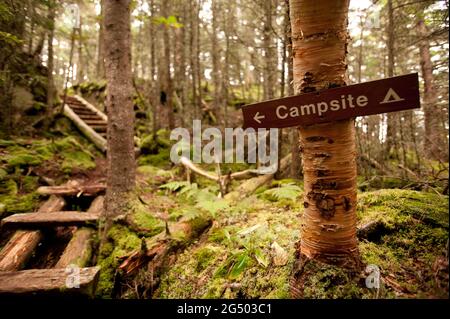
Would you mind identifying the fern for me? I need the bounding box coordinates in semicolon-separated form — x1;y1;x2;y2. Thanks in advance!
159;181;191;192
262;183;302;201
196;199;229;216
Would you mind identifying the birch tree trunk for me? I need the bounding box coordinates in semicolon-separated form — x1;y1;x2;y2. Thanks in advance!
289;0;360;278
103;0;135;228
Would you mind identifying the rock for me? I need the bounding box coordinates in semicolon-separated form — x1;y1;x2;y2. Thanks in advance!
271;241;288;266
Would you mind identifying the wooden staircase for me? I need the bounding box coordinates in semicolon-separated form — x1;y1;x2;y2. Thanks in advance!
63;95;108;152
0;182;105;297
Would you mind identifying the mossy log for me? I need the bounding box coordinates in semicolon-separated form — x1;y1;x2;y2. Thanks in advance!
118;216;212;277
0;195;66;271
54;196;104;268
0;267;100;297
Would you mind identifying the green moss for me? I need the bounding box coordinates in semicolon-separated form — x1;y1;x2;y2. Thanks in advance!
0;168;8;181
96;224;141;298
129;200;165;236
137;148;171;168
358;189;449;228
6;150;43;167
194;245;219;273
61;150;96;173
137;165;172;186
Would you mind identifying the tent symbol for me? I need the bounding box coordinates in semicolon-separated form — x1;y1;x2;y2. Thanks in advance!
380;88;405;104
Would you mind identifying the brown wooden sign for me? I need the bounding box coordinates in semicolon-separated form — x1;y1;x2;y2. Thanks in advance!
242;73;420;129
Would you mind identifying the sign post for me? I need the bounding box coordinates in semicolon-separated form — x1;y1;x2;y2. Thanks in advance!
242;73;420;129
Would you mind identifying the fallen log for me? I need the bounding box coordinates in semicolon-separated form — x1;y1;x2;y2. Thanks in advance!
118;216;212;277
54;196;104;268
37;183;106;196
179;156;262;182
0;266;100;297
225;154;292;201
0;195;66;271
1;211;99;229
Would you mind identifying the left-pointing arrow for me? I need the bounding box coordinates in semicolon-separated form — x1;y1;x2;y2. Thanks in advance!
253;112;265;124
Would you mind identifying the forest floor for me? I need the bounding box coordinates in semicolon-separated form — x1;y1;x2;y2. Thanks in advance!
0;126;448;299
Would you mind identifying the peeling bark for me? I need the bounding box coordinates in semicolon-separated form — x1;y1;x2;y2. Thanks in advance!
290;0;360;271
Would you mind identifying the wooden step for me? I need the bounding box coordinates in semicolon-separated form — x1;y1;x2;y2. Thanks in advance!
84;119;107;125
91;125;107;132
71;109;98;116
55;196;104;268
1;211;99;229
0;196;66;271
77;114;104;121
0;266;100;296
37;183;106;196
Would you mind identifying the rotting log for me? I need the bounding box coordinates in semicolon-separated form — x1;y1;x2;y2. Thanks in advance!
224;154;292;201
118;216;212;277
37;183;106;196
63;103;107;152
55;228;95;268
54;196;104;268
0;266;100;297
1;211;99;229
0;195;66;271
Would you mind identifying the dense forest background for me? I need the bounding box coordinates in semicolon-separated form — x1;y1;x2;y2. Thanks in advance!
1;0;448;177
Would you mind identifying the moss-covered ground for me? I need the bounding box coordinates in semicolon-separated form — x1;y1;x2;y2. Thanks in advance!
0;135;101;219
0;132;448;299
98;147;449;299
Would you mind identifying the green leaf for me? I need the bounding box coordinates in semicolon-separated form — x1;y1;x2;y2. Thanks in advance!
229;253;250;279
254;248;269;268
159;181;190;192
196;199;229;214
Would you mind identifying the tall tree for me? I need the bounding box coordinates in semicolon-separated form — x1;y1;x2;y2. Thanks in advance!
96;0;106;79
46;0;56;112
290;0;360;295
103;0;136;230
384;0;398;159
417;18;445;161
263;0;276;100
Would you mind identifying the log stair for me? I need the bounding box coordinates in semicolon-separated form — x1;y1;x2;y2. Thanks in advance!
0;182;104;297
62;95;108;152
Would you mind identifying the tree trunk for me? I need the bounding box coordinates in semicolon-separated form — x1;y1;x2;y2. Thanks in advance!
290;0;359;272
211;0;222;125
263;0;276;100
96;0;106;79
77;15;84;83
384;0;398;160
417;19;445;161
103;0;136;228
46;0;56;117
161;0;174;129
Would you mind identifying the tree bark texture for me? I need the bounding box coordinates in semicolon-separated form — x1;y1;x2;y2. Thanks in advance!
104;0;136;224
290;0;359;268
